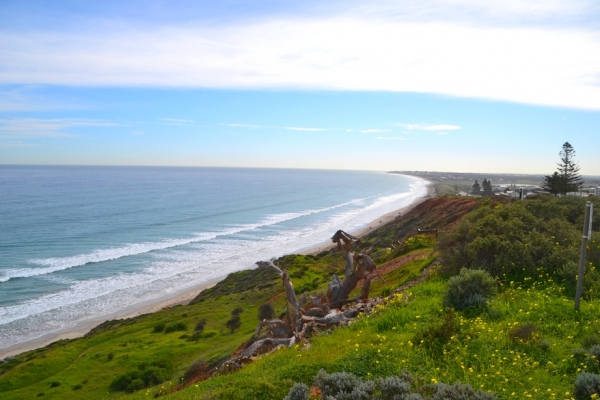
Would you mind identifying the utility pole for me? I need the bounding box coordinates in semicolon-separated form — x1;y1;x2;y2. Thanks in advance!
575;202;593;311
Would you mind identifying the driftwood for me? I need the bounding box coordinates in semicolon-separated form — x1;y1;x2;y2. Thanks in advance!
328;230;382;308
265;258;302;335
213;229;383;376
254;319;293;338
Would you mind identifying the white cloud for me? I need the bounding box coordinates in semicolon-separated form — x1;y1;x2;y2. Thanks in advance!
162;118;195;123
222;123;261;129
358;0;592;23
359;129;390;133
1;2;599;109
284;127;325;131
0;141;36;148
397;124;461;131
0;118;119;139
375;136;410;140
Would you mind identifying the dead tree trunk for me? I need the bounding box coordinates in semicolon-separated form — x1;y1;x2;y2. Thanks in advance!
212;232;381;377
266;258;302;336
327;230;380;309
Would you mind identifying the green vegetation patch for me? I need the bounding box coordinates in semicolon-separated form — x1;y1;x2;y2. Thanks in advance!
169;276;600;400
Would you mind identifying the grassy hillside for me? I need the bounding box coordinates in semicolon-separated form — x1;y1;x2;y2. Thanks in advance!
152;196;600;400
157;274;600;400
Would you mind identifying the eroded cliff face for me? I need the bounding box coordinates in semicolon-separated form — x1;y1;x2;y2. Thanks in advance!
359;197;480;247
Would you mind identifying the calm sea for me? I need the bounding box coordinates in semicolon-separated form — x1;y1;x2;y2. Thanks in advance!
0;166;427;351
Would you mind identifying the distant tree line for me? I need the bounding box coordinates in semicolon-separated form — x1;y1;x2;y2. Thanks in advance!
471;179;494;196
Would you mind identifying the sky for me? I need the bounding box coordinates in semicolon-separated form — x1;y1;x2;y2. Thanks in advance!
1;0;599;174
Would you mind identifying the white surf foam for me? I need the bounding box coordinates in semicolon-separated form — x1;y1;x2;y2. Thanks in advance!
0;175;428;349
1;191;389;283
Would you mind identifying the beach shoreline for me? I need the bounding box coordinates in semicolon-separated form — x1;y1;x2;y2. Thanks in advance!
0;180;433;360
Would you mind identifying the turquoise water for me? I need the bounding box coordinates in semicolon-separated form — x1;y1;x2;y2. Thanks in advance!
0;166;426;350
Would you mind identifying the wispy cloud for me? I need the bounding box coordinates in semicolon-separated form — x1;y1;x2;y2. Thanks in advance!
162;118;195;124
284;127;325;131
222;123;261;129
0;141;36;148
397;124;461;131
437;131;448;135
359;129;390;133
375;136;410;140
0;87;93;112
0;2;598;109
0;118;120;139
221;124;324;131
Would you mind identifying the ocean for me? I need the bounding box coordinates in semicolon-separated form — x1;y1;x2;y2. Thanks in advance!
0;166;427;351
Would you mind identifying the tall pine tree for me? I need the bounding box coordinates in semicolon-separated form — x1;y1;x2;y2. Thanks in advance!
482;179;494;196
471;180;481;195
543;142;584;195
541;172;561;196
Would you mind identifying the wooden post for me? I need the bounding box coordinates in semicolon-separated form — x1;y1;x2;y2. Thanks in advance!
575;202;593;311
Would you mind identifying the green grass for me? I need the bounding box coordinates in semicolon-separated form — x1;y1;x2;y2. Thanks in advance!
156;272;600;400
0;243;436;400
0;265;286;399
0;249;397;399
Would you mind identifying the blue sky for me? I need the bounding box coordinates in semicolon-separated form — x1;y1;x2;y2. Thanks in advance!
1;0;600;174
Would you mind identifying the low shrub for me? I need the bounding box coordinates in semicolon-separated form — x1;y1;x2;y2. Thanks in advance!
164;321;188;333
557;261;600;298
153;323;166;333
443;269;497;310
231;307;244;316
574;372;600;399
49;381;60;388
583;335;600;349
110;371;140;391
557;261;578;289
195;318;207;333
430;383;497;400
539;339;551;351
189;331;217;342
589;345;600;372
414;309;459;356
437;197;586;278
140;366;169;386
508;323;541;344
126;378;144;392
72;384;83;390
313;369;362;398
109;360;171;392
285;369;447;399
284;382;310;400
226;314;241;333
376;376;414;399
590;345;600;362
258;303;275;321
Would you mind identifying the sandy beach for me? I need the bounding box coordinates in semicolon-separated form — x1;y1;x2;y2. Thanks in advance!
0;181;433;360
